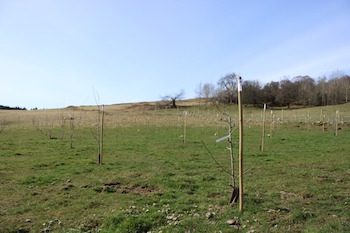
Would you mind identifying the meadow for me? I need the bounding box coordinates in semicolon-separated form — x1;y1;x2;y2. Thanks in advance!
0;100;349;232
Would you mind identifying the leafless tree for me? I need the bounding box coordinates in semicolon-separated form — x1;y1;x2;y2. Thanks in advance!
294;76;317;106
161;89;185;108
242;80;261;106
277;78;298;108
261;81;280;105
196;82;216;104
217;73;238;104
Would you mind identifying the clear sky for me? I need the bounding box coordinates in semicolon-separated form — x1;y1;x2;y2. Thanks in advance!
1;0;350;109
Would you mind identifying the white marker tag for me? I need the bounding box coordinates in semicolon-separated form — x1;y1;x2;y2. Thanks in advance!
216;135;230;143
238;84;242;92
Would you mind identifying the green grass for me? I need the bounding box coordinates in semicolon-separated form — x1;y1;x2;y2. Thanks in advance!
0;106;349;232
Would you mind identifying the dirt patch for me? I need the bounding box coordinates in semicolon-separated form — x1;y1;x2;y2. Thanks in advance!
93;182;158;195
126;184;158;194
280;191;314;200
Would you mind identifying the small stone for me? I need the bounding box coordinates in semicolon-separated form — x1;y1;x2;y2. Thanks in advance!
226;219;236;225
25;219;32;223
226;218;240;227
206;212;213;219
60;184;75;190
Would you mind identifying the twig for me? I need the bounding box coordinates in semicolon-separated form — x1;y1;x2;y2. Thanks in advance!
201;140;232;177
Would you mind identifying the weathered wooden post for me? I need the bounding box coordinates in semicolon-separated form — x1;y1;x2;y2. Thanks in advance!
69;112;74;149
269;110;273;138
101;105;105;164
237;76;244;212
335;110;339;136
261;104;266;151
321;109;325;132
183;111;187;146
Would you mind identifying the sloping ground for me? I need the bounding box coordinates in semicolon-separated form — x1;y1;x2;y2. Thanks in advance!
0;98;206;128
1;99;350;129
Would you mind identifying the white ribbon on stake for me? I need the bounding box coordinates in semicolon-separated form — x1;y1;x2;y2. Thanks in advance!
238;77;243;92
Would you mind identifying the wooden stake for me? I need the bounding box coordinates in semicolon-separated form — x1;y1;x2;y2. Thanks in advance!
228;116;235;188
269;110;273;139
335;110;339;136
237;76;244;212
70;112;74;149
308;109;310;131
183;112;187;145
261;104;266;151
100;105;105;165
321;109;325;132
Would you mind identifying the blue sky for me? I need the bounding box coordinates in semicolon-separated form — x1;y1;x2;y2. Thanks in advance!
1;0;350;109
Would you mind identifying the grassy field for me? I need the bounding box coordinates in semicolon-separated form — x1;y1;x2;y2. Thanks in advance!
0;101;349;232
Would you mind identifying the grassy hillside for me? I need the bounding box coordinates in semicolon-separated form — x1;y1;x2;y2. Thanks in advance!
0;101;349;232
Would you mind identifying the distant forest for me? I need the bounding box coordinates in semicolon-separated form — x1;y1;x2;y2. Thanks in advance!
196;71;350;108
0;105;27;110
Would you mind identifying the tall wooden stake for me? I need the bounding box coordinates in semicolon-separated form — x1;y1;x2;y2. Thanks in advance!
321;109;325;132
183;112;187;146
228;116;235;188
261;104;266;151
237;76;244;212
99;105;105;165
69;112;74;149
307;109;310;131
269;110;273;139
335;110;339;136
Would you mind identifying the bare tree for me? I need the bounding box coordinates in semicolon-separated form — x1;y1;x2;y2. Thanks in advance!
294;76;316;106
217;73;238;104
261;81;280;106
202;83;215;102
196;82;216;104
277;78;298;108
161;89;185;108
195;82;203;99
316;76;328;106
242;80;261;106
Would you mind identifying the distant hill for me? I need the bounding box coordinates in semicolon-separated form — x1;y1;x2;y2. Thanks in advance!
0;105;27;110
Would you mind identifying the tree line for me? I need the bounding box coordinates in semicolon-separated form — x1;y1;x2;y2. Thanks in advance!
0;105;27;110
196;71;350;108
